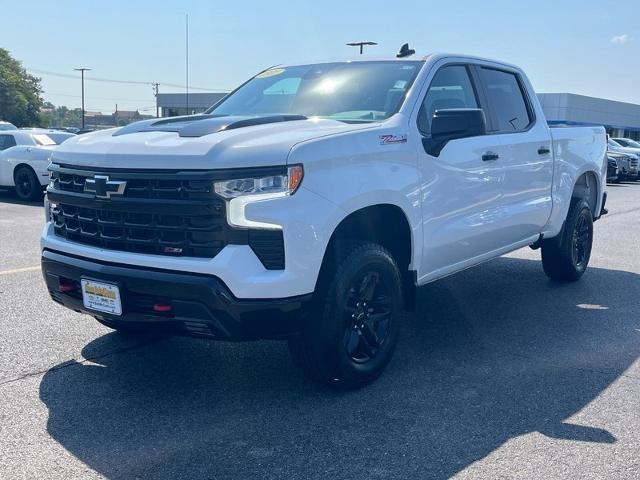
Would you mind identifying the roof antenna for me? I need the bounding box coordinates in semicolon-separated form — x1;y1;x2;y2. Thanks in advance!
396;43;415;58
346;41;378;55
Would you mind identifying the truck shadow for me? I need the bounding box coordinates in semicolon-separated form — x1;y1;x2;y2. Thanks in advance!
38;257;640;479
0;189;44;206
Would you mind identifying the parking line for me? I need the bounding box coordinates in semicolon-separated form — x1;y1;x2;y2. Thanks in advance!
0;266;40;276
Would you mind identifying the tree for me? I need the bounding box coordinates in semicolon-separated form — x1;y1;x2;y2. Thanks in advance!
0;48;44;127
38;104;83;128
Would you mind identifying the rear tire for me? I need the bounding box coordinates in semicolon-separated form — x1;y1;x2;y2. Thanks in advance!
288;242;403;388
13;166;42;201
541;197;593;282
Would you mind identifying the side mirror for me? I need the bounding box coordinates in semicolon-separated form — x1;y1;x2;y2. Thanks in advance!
422;108;487;157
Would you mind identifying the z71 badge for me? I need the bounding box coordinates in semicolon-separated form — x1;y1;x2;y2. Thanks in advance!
379;134;407;145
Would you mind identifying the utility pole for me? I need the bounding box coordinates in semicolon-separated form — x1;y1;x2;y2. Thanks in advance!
185;13;190;114
152;82;160;117
74;67;91;129
114;103;118;127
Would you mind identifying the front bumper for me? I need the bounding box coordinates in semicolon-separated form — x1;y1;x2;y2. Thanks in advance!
41;249;312;340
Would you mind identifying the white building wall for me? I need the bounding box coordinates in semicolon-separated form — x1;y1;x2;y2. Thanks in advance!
538;93;640;139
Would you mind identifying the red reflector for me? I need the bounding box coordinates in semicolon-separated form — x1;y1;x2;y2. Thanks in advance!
153;303;173;313
58;283;75;293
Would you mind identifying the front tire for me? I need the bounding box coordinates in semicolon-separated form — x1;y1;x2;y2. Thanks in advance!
541;197;593;282
13;166;42;201
288;242;403;388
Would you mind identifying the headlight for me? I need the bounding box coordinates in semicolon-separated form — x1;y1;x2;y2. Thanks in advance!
214;165;303;199
215;165;304;230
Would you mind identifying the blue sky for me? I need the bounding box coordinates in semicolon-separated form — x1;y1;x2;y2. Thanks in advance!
1;0;638;113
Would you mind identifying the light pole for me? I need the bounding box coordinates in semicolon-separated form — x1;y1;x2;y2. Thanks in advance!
152;83;160;117
74;68;91;129
346;41;377;55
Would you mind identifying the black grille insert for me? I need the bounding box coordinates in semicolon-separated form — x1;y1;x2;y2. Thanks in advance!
52;203;225;258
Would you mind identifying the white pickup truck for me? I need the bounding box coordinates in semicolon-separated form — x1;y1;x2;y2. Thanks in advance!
41;53;607;387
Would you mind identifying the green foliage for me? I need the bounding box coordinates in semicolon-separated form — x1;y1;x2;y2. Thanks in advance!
39;104;83;128
0;48;44;127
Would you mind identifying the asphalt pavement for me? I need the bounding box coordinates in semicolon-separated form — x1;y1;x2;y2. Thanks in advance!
1;183;639;479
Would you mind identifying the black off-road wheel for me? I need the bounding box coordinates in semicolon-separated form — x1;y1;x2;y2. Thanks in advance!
13;166;42;201
541;197;593;282
288;242;403;388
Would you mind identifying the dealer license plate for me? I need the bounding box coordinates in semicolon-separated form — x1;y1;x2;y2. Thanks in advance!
81;279;122;315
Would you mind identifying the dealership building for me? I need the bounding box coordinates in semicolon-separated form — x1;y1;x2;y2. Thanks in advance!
157;91;640;140
156;92;227;117
538;93;640;140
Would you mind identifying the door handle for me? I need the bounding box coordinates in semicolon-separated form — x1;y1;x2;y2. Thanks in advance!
538;147;551;155
482;152;499;161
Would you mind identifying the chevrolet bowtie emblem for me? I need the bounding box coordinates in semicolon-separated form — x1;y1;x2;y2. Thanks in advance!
84;175;127;199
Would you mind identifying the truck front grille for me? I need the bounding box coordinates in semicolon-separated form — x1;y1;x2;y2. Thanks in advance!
47;164;286;269
51;203;224;257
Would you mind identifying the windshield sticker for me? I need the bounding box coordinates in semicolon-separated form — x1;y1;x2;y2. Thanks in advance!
380;134;407;145
256;68;285;79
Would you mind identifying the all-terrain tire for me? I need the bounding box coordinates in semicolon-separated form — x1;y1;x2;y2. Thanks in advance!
288;242;403;388
541;197;593;282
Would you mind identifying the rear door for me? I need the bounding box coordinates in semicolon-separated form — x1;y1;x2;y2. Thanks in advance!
415;63;506;279
476;66;553;243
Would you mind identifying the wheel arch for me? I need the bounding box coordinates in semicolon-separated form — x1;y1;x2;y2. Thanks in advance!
13;162;38;180
571;170;599;218
316;203;416;311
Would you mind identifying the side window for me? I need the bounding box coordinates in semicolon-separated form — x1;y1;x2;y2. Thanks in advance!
478;68;533;132
0;135;15;151
418;65;478;133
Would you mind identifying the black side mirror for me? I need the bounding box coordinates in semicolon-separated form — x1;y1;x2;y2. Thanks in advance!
422;108;487;157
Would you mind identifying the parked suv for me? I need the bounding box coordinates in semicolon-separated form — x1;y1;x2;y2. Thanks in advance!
608;138;639;179
41;53;607;387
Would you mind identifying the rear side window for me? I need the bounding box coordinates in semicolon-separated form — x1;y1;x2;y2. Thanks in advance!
479;68;532;132
418;65;479;133
0;134;16;150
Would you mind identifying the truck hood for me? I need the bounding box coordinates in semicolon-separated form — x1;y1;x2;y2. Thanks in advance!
51;115;376;170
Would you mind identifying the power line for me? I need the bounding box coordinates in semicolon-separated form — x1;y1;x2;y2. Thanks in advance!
29;68;230;92
45;92;154;102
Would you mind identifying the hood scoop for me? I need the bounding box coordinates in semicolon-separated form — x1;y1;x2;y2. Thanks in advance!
113;114;308;138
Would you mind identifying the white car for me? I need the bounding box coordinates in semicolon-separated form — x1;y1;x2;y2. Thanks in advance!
42;52;607;387
0;130;75;200
0;121;17;131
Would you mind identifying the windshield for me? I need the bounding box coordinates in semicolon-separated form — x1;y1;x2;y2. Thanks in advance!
207;61;423;123
608;138;623;147
46;132;75;144
31;134;56;146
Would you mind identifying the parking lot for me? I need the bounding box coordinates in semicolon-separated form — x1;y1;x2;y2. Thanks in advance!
0;183;639;479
